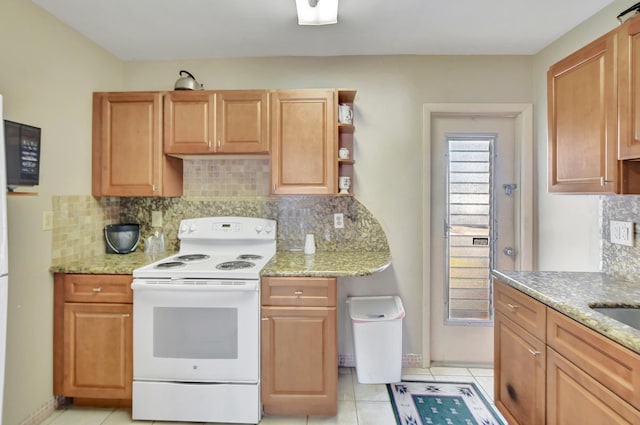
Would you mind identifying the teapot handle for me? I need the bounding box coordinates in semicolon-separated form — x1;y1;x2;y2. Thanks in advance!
179;70;196;79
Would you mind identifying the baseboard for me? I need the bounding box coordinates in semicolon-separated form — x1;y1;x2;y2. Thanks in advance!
19;396;66;425
338;353;424;368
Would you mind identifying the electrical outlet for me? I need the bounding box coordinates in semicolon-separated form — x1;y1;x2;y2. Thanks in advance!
152;211;163;227
610;220;634;246
42;211;53;231
334;213;344;229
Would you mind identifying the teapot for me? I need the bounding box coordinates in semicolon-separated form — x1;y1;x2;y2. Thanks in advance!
174;70;203;90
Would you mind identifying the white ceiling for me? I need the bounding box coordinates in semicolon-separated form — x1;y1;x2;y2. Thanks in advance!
32;0;617;61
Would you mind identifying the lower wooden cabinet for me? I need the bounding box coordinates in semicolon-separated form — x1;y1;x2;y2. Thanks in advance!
54;273;133;405
494;311;546;425
494;279;640;424
547;348;640;425
260;276;337;416
494;281;546;425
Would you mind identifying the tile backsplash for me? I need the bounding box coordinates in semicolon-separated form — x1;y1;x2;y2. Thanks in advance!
601;195;640;281
50;159;389;264
51;195;119;265
183;158;271;197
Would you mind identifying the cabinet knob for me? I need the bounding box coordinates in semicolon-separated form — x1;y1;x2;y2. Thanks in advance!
261;317;269;321
122;314;130;318
92;287;102;293
294;290;303;296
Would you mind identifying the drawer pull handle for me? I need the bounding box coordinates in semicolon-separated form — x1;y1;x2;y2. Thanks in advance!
92;287;102;293
294;290;303;295
507;303;518;311
528;349;541;357
122;314;130;318
261;317;269;321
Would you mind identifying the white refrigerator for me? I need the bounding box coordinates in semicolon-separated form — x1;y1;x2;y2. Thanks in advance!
0;95;9;419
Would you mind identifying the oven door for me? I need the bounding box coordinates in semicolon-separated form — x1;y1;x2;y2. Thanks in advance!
131;279;259;383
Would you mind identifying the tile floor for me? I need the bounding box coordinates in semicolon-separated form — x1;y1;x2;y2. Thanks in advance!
38;366;497;425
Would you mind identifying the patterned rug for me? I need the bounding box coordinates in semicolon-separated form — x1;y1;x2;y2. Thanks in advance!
387;381;506;425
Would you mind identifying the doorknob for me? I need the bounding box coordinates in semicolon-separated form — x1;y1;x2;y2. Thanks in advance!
503;247;515;257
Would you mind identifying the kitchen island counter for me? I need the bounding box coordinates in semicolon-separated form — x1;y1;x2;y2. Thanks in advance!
493;270;640;355
50;250;392;278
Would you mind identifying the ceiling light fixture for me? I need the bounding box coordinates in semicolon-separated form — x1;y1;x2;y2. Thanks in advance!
295;0;338;25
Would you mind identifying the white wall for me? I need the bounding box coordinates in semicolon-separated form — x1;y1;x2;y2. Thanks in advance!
532;0;636;271
0;2;122;423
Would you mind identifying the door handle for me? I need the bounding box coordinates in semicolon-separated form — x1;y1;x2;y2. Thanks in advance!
503;247;515;257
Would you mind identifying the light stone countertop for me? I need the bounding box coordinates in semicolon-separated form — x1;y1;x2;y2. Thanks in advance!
261;251;391;277
49;251;168;275
50;250;391;278
493;270;640;355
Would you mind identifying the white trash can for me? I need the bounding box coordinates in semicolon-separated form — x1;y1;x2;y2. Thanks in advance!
348;296;405;384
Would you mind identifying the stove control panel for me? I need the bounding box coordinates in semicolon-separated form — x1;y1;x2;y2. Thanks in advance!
214;222;242;233
178;217;277;240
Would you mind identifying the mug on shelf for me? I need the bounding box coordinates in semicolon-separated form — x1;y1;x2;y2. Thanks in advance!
339;147;350;159
339;176;351;194
338;103;353;124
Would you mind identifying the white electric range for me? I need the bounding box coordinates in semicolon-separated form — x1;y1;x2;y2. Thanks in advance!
131;216;276;424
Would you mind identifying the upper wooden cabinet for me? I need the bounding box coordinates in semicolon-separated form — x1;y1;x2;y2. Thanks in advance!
618;17;640;160
164;90;269;154
270;89;337;195
92;92;183;197
547;30;619;193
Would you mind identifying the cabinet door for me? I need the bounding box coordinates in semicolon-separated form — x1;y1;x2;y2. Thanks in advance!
547;348;640;425
619;17;640;159
494;311;546;425
547;30;619;193
270;89;336;195
261;306;337;416
63;302;132;399
216;90;269;153
92;92;182;197
164;91;215;153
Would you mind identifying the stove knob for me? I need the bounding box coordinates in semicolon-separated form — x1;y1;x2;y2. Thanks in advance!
180;223;188;234
255;225;263;234
265;224;273;234
189;224;197;233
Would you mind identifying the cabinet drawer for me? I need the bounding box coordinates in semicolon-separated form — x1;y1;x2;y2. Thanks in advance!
63;274;133;303
547;308;640;410
494;279;546;340
261;277;336;307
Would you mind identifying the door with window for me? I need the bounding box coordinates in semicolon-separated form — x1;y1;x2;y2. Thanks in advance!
430;115;517;364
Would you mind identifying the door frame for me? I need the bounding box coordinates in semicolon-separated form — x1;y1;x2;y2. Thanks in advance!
422;103;534;367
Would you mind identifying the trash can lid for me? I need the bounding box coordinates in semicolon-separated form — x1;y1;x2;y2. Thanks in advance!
348;296;405;322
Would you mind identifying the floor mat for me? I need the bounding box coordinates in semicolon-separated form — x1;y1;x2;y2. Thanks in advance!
387;380;506;425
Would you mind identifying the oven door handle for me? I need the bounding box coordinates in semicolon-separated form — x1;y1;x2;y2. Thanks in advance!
131;280;259;292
